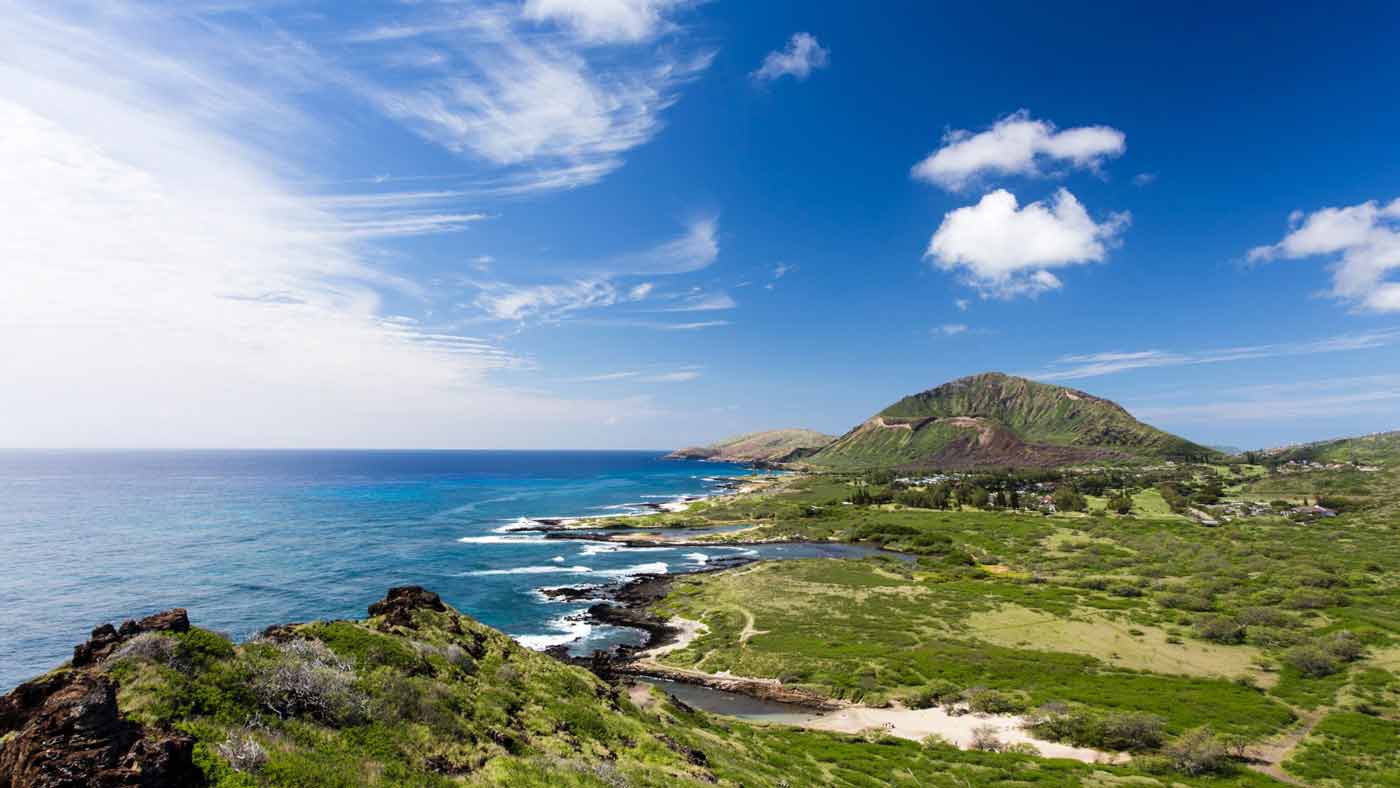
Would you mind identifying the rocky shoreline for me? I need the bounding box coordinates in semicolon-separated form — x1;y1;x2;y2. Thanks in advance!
541;561;842;710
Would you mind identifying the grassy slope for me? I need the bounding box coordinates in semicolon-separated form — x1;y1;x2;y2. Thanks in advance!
1269;430;1400;465
649;466;1400;783
75;593;1278;787
807;372;1216;469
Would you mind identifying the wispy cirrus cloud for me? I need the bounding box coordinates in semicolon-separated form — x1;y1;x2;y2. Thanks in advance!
1134;374;1400;423
1026;329;1400;381
346;3;713;194
571;366;702;384
470;219;722;324
0;1;691;449
911;110;1126;192
522;0;692;43
1247;197;1400;312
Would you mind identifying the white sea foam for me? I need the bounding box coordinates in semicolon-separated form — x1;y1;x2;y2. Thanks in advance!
551;555;564;563
465;565;595;576
596;561;669;577
457;534;547;544
512;612;593;650
684;552;709;565
579;542;622;556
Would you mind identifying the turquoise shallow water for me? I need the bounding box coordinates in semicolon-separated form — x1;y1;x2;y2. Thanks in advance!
0;450;776;690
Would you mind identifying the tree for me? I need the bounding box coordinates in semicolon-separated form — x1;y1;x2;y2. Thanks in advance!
1053;486;1087;512
963;485;990;509
1108;490;1134;514
1009;489;1021;509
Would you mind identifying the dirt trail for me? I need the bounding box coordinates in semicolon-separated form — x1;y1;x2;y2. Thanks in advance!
1244;707;1326;785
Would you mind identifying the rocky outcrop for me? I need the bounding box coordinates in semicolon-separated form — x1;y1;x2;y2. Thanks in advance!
0;609;201;787
367;586;447;630
72;610;189;668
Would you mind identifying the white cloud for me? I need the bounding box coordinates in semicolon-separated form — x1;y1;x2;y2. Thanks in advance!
474;280;623;321
752;33;829;83
773;262;794;279
954;298;970;311
1132;172;1157;186
349;4;712;193
0;2;681;449
572;366;701;383
522;0;688;43
470;219;720;323
925;188;1129;298
1026;329;1400;380
661;291;736;312
607;218;719;275
936;323;969;336
1247;198;1400;312
911;110;1126;191
1135;379;1400;423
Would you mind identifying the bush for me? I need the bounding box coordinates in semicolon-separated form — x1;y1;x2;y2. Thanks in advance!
1158;592;1214;612
969;723;1005;752
217;727;268;773
907;680;960;710
109;632;190;673
248;638;367;724
1321;630;1365;662
1031;708;1164;751
964;688;1024;715
1286;645;1340;678
1166;727;1231;775
1194;616;1246;645
1236;606;1294;628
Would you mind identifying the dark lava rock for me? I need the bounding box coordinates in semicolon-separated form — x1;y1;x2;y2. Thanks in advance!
368;586;447;630
72;609;189;667
0;672;199;787
537;585;606;602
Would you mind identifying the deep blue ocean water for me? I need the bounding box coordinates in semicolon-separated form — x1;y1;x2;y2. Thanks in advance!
0;450;809;691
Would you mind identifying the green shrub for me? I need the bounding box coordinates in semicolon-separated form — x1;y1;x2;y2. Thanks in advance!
1166;727;1231;775
1286;645;1340;678
1194;616;1246;645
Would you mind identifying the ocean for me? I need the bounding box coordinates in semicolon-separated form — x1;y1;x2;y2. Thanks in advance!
0;449;790;691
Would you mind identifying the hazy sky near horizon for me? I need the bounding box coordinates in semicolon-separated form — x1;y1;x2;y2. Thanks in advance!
3;0;1398;450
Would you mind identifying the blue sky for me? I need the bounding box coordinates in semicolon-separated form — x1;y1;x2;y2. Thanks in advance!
3;1;1398;449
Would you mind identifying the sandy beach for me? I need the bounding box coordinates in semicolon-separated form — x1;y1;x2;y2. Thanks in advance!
805;705;1127;764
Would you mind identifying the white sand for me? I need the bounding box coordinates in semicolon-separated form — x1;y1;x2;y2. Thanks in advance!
805;706;1127;764
640;617;709;659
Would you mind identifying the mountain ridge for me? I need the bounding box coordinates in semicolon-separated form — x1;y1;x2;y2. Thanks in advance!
666;428;835;463
805;372;1216;470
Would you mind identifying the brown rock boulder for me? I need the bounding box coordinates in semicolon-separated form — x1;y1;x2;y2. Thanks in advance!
367;586;446;630
0;672;199;787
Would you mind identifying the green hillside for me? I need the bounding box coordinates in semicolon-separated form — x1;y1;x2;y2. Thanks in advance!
1267;430;1400;465
0;586;1250;787
667;428;834;463
807;372;1216;470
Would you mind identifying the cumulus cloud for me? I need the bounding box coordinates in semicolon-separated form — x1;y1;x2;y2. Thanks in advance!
752;33;829;83
911;110;1126;191
1247;198;1400;312
924;189;1129;298
522;0;688;43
